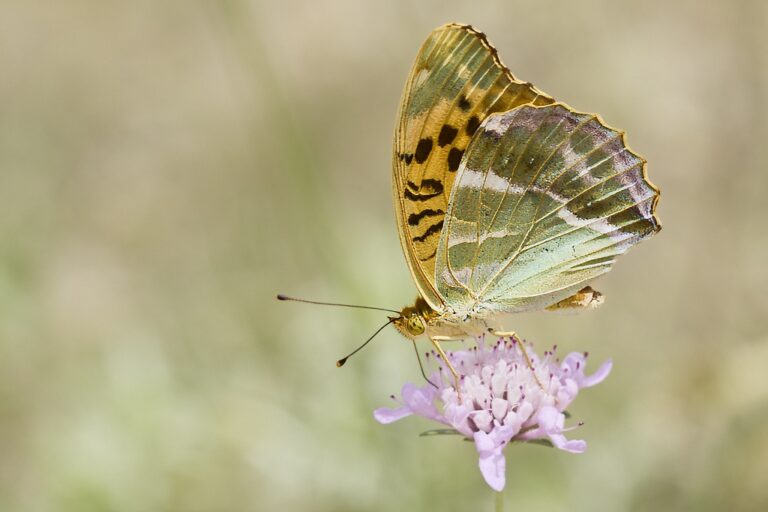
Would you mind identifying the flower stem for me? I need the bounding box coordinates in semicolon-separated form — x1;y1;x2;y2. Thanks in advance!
495;490;504;512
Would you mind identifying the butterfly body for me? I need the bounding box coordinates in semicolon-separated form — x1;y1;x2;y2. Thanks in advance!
391;24;660;345
393;295;496;341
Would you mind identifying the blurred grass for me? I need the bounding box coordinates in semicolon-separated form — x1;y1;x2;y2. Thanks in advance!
0;0;767;511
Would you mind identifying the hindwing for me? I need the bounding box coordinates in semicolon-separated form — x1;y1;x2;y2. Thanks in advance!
435;103;661;313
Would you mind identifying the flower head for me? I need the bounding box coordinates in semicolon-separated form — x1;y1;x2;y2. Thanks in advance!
374;337;612;491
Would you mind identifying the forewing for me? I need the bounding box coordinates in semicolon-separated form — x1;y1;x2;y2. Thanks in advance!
393;23;553;308
436;103;660;312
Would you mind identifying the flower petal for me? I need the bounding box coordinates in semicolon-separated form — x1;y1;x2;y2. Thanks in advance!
582;359;613;387
562;352;586;377
473;410;493;433
474;429;496;455
474;431;506;491
491;398;509;420
536;406;561;431
491;421;518;446
532;406;587;453
555;381;579;411
401;383;440;420
373;407;412;424
515;401;534;425
549;434;587;453
443;403;473;437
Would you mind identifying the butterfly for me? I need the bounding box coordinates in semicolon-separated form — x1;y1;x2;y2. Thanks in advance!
389;24;660;383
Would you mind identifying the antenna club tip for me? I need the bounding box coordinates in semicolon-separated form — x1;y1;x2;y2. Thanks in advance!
336;359;347;368
276;294;288;301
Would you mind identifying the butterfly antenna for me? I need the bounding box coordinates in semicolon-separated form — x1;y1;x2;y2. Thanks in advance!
336;317;397;367
276;294;400;314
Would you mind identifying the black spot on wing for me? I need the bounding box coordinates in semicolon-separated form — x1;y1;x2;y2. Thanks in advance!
398;153;414;164
438;125;458;147
412;220;444;243
403;178;444;201
447;147;464;172
466;116;480;136
414;138;433;164
419;178;444;194
458;95;471;111
419;247;437;261
407;208;444;226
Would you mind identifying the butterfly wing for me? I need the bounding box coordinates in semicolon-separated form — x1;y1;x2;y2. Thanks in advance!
392;23;553;309
435;103;660;313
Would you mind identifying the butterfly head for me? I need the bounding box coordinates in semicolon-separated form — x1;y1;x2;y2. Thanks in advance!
391;308;426;339
391;297;435;339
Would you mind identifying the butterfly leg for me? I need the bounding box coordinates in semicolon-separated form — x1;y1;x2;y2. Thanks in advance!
489;329;544;389
429;335;462;393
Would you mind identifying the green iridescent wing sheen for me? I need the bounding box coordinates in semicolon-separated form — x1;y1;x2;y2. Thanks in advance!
392;23;553;310
435;103;660;313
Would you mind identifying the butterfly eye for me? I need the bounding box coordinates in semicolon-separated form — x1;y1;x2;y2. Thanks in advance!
407;315;425;335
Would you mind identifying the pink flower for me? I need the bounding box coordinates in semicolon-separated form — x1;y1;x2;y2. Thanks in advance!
374;337;612;491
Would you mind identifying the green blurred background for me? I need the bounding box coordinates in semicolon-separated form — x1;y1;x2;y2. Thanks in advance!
1;1;767;510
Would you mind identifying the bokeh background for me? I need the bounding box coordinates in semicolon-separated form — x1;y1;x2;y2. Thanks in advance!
1;1;767;510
